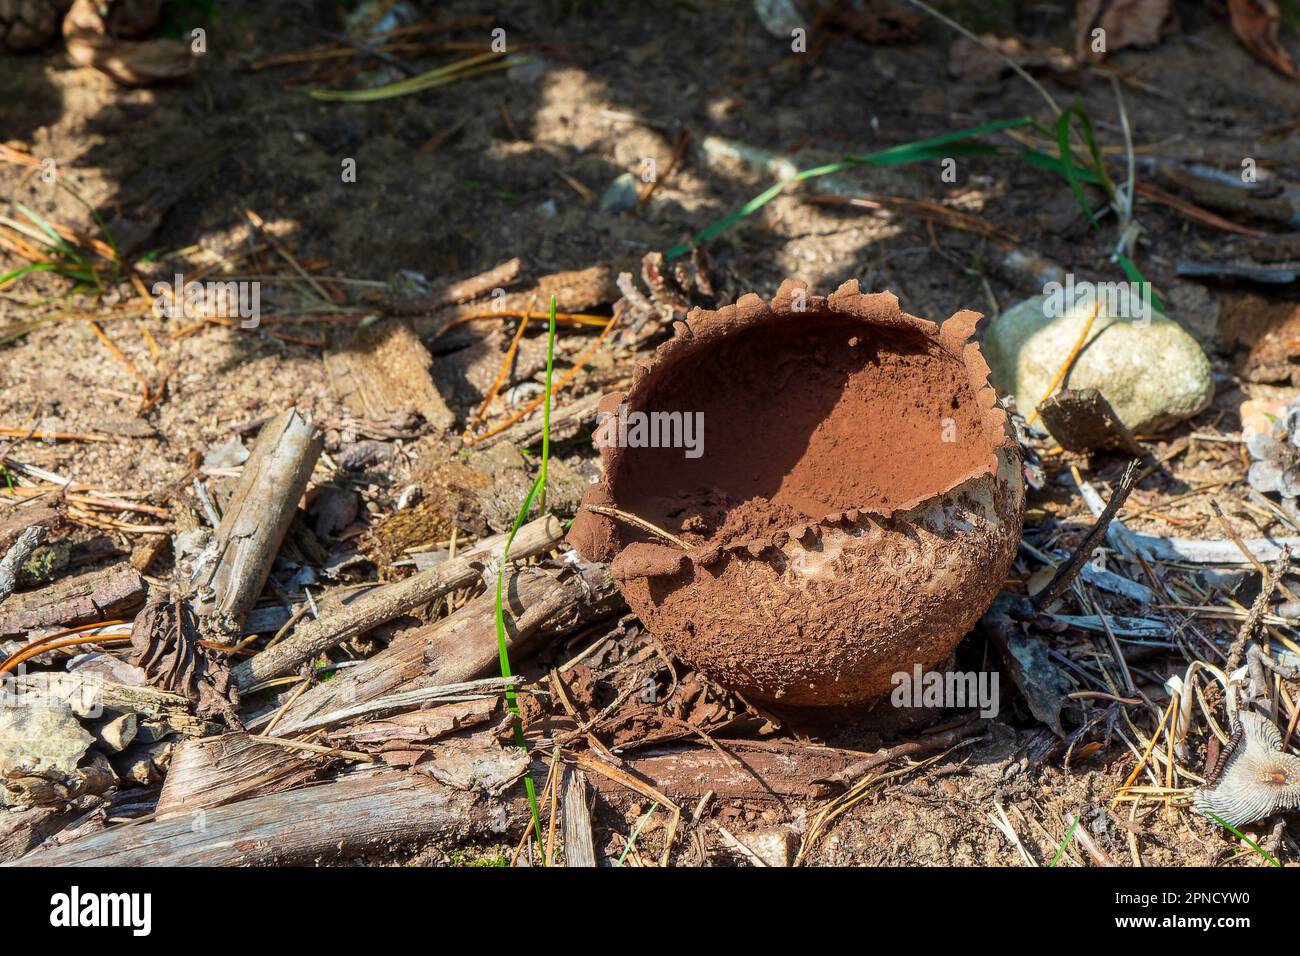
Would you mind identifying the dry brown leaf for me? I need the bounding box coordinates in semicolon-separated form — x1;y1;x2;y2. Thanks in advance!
1074;0;1176;62
1226;0;1300;79
130;599;242;727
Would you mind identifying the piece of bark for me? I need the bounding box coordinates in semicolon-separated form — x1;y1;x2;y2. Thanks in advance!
191;408;323;637
384;257;522;317
1038;388;1145;455
272;557;622;736
562;767;597;867
233;513;564;689
0;564;143;639
11;769;514;866
324;319;455;434
326;697;501;750
155;733;330;819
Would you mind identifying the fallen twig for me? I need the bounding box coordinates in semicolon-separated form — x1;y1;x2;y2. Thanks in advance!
583;504;690;549
1033;459;1141;612
232;514;563;689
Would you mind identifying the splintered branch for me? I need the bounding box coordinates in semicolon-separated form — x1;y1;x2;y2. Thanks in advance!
190;408;323;638
1033;459;1141;612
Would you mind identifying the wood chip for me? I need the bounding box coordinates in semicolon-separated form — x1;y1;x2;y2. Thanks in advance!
325;319;455;434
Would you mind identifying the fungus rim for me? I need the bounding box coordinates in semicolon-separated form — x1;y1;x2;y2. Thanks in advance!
569;279;1019;570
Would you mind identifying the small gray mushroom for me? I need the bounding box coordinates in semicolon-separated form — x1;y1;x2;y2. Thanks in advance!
1194;711;1300;828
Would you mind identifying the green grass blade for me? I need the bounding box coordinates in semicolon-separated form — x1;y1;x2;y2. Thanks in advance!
14;203;87;266
1049;815;1080;867
57;180;120;266
493;299;560;862
0;262;60;289
1070;95;1116;202
1053;101;1166;317
1013;148;1106;185
1055;106;1097;224
665;115;1036;260
492;475;546;859
1205;812;1281;867
845;115;1037;163
615;802;658;867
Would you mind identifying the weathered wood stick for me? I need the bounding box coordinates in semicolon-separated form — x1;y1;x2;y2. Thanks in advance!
0;565;143;639
0;805;82;864
279;675;517;737
15;671;189;719
10;770;513;867
192;408;323;636
562;767;598;867
325;697;501;751
232;513;564;689
270;557;622;736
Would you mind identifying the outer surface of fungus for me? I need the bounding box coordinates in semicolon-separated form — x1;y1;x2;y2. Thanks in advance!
1194;711;1300;828
568;280;1025;708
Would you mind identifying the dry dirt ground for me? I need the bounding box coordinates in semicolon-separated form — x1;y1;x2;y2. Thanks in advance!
2;0;1300;867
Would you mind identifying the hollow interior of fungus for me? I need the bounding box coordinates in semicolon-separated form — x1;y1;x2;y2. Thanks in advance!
608;312;1003;546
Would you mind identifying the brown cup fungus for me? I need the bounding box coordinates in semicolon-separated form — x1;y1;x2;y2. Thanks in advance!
568;280;1025;708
